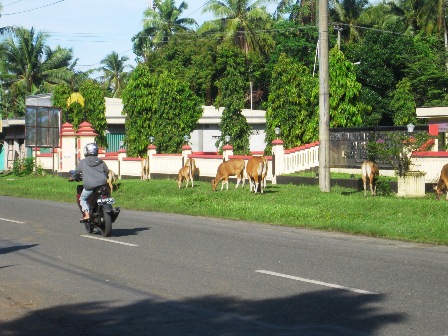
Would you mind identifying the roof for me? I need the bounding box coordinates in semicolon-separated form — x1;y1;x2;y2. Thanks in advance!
416;106;448;119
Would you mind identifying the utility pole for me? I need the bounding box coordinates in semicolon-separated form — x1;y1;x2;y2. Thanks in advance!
318;0;330;192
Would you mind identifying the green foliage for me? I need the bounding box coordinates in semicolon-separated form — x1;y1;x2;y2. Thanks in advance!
375;175;393;196
13;157;35;176
51;83;71;123
329;48;370;128
122;65;157;157
390;78;417;126
144;34;217;105
346;30;414;125
153;72;203;153
265;53;318;150
367;131;435;176
215;47;251;154
403;37;448;107
122;64;202;156
79;80;107;148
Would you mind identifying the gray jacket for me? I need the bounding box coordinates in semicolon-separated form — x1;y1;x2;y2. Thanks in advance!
75;156;109;190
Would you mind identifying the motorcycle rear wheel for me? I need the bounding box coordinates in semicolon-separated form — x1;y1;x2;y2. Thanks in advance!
100;207;112;237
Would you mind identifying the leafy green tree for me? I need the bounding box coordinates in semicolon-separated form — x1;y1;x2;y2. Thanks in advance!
328;48;369;127
200;0;275;55
142;0;197;49
269;20;319;73
121;65;157;157
79;80;107;147
122;64;202;156
97;51;132;98
153;72;203;153
390;78;417;126
403;37;448;106
144;34;218;104
51;82;71;123
214;46;251;154
346;30;414;125
265;53;317;150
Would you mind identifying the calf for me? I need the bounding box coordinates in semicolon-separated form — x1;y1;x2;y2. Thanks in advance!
361;160;379;196
107;170;117;192
141;157;149;180
211;159;245;191
177;158;196;188
246;156;268;194
434;163;448;200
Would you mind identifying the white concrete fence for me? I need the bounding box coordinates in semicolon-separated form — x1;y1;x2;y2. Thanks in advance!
31;122;448;184
31;122;322;183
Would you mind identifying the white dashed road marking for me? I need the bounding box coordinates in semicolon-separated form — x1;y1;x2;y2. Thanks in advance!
81;235;138;246
0;217;25;224
256;270;379;295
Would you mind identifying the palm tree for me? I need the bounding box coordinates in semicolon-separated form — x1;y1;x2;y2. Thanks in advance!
97;51;132;98
1;27;74;93
330;0;369;43
199;0;276;55
142;0;197;48
0;27;74;116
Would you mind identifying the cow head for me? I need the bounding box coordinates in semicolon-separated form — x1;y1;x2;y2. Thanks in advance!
433;185;443;200
211;179;218;191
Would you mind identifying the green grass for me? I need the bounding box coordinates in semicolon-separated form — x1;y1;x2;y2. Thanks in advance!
285;171;397;181
0;173;446;245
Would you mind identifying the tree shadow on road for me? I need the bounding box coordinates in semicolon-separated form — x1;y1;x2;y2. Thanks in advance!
0;289;406;335
0;244;39;255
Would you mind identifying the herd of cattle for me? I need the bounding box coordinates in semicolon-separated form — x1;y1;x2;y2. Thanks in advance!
136;155;448;198
177;157;268;193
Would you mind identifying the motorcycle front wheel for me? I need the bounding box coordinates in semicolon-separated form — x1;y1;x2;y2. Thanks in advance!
100;206;112;237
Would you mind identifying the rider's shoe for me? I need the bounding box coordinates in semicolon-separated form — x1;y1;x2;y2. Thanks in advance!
81;211;90;221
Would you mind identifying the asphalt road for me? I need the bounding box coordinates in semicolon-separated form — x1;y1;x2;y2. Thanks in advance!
0;196;447;336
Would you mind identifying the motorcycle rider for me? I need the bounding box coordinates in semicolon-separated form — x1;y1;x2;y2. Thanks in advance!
73;143;109;221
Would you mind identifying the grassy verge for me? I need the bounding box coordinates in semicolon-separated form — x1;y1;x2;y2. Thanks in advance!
0;173;446;245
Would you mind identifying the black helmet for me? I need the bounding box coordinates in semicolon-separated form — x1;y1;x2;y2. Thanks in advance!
84;143;98;156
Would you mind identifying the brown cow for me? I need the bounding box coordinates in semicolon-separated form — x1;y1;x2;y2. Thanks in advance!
107;170;117;192
246;156;268;194
361;160;379;196
434;163;448;200
211;159;245;191
141;157;149;180
177;158;196;188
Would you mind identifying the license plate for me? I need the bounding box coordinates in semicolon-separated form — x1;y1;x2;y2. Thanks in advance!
97;198;115;205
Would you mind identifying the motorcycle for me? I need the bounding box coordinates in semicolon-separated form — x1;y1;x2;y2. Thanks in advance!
69;170;120;237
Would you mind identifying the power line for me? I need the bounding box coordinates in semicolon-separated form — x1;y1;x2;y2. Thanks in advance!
2;0;65;15
3;0;26;7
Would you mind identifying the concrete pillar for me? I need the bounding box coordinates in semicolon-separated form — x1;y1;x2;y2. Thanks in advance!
271;139;284;184
60;123;76;172
146;144;157;178
117;148;126;179
76;122;97;164
182;144;192;166
222;144;233;161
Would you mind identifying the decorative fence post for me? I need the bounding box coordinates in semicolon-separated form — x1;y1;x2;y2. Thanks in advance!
271;139;284;184
117;148;126;179
182;143;192;167
146;144;157;179
222;144;233;161
76;122;97;165
60;123;76;172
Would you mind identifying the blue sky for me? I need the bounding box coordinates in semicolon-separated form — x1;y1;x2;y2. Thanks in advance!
0;0;225;71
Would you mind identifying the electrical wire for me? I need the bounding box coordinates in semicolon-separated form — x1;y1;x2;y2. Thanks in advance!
2;0;65;15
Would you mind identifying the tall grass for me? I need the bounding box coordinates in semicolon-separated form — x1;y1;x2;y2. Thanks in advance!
0;173;446;245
